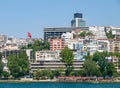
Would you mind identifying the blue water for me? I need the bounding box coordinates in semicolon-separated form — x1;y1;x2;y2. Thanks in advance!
0;82;120;88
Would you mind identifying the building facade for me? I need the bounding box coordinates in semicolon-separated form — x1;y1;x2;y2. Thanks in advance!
0;34;7;43
44;27;89;40
35;50;60;61
71;13;86;27
50;38;66;51
31;59;84;72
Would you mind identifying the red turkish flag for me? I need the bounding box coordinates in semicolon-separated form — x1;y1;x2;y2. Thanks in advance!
28;32;32;38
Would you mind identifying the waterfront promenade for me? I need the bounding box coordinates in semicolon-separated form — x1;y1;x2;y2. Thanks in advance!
0;77;120;83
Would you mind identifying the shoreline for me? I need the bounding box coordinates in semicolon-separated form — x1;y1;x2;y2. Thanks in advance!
0;79;57;83
0;79;120;83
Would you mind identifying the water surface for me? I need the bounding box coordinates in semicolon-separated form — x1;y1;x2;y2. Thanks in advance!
0;82;120;88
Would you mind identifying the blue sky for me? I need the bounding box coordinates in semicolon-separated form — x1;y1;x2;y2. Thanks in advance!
0;0;120;38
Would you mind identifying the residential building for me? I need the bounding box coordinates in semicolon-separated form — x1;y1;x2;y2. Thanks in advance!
61;32;73;41
2;50;20;58
50;38;66;51
35;50;60;61
105;26;120;35
97;39;109;52
89;26;107;39
108;39;120;53
73;42;83;51
18;38;29;47
83;36;98;55
26;49;33;62
113;40;120;52
74;51;87;60
6;37;18;44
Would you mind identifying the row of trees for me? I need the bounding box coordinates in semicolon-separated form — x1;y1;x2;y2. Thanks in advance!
83;52;117;77
7;51;29;79
33;69;65;80
21;40;50;52
60;47;120;78
0;51;29;79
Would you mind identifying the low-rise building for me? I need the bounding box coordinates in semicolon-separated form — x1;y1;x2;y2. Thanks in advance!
97;38;109;52
30;59;84;72
35;50;60;61
74;51;87;60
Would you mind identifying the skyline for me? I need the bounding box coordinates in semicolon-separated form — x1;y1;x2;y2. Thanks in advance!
0;0;120;38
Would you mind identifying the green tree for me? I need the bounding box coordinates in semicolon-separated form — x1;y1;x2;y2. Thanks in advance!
0;61;4;76
97;56;108;77
2;71;10;79
60;47;74;76
106;62;116;77
46;70;54;79
86;32;93;36
0;52;2;60
7;51;29;79
93;51;118;77
93;51;107;62
83;58;98;76
32;40;50;51
79;70;86;76
33;69;55;80
52;70;61;77
33;69;42;80
118;58;120;68
79;31;86;37
106;30;114;39
0;52;4;77
7;54;19;78
18;51;30;76
83;52;92;60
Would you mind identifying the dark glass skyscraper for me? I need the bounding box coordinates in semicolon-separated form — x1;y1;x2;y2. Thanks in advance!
71;13;86;27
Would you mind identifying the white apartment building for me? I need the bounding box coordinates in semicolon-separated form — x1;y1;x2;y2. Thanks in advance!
97;39;109;52
35;50;60;61
26;49;33;62
61;32;73;41
6;37;18;44
89;26;107;39
18;38;29;46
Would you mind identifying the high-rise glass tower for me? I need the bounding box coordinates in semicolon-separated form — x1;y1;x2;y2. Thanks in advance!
71;13;86;27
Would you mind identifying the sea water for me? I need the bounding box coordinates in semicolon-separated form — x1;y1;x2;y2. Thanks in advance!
0;82;120;88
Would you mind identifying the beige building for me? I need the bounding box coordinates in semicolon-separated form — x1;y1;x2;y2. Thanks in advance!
35;50;60;61
32;50;85;72
108;39;120;52
0;34;7;43
31;59;84;72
